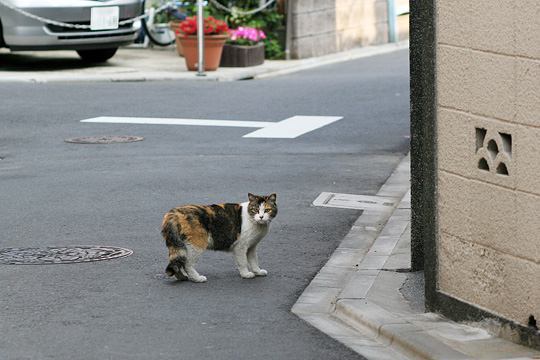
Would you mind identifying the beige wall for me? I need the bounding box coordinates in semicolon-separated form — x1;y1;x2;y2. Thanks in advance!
290;0;408;59
435;0;540;327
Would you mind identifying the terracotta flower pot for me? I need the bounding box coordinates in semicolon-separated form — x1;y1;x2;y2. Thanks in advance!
174;36;185;57
169;21;184;57
176;34;228;71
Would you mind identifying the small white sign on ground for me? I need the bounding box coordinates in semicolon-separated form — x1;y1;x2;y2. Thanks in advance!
313;192;398;210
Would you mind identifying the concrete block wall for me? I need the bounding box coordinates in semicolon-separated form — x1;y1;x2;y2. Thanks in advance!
290;0;408;59
435;0;540;328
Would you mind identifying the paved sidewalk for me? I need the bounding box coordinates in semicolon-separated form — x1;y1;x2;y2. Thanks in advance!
0;41;408;83
293;154;540;359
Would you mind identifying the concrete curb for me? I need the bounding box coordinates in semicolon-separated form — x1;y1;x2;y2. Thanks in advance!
252;41;409;80
292;153;540;359
0;41;408;83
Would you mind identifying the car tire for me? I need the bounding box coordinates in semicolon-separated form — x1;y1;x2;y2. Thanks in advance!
76;48;118;63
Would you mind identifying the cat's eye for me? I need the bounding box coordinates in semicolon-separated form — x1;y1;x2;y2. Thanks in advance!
264;209;271;213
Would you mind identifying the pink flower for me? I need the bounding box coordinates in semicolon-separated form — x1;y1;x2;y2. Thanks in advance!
228;27;266;44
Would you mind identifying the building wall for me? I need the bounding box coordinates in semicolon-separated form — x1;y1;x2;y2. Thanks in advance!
435;0;540;328
290;0;408;59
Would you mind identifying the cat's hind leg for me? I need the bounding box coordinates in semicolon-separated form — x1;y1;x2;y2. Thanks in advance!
165;247;188;281
184;244;207;283
162;217;189;281
247;246;267;276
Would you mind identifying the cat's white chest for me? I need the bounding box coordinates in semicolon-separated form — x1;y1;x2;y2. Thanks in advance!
237;202;269;247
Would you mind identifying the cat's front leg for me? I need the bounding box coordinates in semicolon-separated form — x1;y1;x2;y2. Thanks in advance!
233;245;255;279
247;246;267;276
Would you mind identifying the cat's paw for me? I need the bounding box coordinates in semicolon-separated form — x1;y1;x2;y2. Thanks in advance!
254;269;268;276
240;271;256;279
190;275;207;283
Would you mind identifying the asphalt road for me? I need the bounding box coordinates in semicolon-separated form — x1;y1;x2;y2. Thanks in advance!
0;49;409;360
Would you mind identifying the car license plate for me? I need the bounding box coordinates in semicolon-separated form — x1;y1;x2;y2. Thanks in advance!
90;6;119;31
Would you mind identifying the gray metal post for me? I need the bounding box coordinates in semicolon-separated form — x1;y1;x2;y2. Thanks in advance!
387;0;398;43
196;0;205;76
285;0;292;60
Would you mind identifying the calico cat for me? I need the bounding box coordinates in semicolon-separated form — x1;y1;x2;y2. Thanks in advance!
161;193;277;283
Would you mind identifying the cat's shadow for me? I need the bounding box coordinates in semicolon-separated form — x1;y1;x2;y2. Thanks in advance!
155;271;267;286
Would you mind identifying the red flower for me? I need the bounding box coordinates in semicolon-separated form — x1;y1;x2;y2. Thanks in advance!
178;16;229;36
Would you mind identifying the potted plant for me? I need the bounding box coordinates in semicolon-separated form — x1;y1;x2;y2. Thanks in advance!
220;27;266;67
173;16;229;71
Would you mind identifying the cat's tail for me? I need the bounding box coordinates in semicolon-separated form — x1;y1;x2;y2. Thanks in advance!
161;218;188;278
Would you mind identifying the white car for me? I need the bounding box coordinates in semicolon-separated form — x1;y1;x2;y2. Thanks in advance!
0;0;144;62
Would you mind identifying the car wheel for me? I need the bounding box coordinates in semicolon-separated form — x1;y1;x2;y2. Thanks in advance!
76;48;118;63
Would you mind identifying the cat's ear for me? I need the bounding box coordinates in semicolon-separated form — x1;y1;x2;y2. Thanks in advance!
267;193;277;202
248;193;257;202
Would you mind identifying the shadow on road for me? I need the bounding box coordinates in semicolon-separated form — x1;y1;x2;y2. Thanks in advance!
0;51;111;71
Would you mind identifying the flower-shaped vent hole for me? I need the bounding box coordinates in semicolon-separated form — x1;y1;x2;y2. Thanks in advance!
496;163;509;175
478;158;490;171
476;128;487;151
487;139;499;159
500;132;512;154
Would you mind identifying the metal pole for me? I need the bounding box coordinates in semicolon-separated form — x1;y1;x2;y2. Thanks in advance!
196;0;205;76
285;0;292;60
387;0;398;43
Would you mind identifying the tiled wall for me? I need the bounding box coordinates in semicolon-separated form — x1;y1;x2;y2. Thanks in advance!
435;0;540;327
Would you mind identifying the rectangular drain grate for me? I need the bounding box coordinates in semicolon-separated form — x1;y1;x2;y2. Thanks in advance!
313;192;398;210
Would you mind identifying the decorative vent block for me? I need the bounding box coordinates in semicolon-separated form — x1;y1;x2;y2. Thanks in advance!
475;128;512;176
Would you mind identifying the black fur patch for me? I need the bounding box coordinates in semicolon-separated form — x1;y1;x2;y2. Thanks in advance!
206;204;242;251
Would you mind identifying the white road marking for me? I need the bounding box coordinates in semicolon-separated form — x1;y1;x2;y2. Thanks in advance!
80;115;343;139
81;116;271;128
242;116;342;139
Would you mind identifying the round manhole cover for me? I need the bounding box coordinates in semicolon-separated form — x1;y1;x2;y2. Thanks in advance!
65;136;144;144
0;246;133;265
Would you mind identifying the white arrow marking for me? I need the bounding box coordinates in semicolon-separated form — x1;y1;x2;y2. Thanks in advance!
80;115;343;139
81;116;272;128
242;116;343;138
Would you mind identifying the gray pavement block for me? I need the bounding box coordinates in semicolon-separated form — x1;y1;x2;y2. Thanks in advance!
353;210;393;227
366;271;413;315
324;248;363;268
299;313;370;340
426;321;494;342
310;264;355;288
358;254;388;270
377;184;409;198
391;208;411;220
292;285;341;315
381;323;471;360
397;190;411;209
378;219;409;238
340;271;379;299
400;313;454;331
445;338;540;359
335;299;408;337
382;251;411;270
338;226;378;250
346;345;410;360
368;235;401;256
